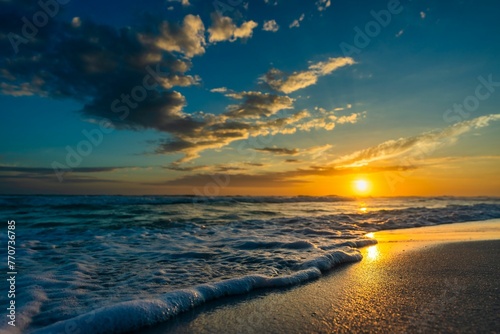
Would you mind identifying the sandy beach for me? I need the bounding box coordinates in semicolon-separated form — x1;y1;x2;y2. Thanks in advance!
143;219;500;333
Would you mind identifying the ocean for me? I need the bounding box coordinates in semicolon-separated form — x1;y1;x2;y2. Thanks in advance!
1;195;499;333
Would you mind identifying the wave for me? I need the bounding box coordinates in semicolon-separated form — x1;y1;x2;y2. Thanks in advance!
0;195;356;208
6;196;500;333
2;195;499;210
31;243;373;334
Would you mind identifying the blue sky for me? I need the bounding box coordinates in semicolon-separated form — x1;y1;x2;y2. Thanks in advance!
1;0;499;195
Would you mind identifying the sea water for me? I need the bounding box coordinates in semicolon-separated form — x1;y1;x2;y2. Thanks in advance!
0;195;499;333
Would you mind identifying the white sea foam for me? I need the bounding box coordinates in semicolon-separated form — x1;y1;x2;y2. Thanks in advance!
31;247;366;334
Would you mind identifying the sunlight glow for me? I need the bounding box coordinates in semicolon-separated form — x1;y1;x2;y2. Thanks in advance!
353;179;371;194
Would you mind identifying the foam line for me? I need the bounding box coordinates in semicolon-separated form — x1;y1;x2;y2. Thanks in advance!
32;245;372;334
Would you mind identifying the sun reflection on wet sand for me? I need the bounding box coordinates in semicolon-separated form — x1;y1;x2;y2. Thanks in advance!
366;245;380;261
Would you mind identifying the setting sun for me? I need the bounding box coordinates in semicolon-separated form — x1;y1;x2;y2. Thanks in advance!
354;179;371;194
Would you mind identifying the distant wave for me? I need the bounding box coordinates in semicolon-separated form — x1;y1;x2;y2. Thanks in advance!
2;195;499;209
0;195;357;207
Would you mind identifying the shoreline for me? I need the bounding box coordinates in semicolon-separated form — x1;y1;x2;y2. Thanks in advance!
142;219;500;333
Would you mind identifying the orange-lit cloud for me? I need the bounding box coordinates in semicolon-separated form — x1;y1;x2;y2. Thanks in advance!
208;13;258;43
260;57;355;94
335;114;500;167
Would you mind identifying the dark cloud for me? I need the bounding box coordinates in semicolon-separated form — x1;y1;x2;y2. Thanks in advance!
224;91;294;119
154;110;310;162
215;165;247;172
152;173;302;188
0;2;205;136
162;164;207;172
0;3;355;166
0;166;122;173
244;162;266;167
253;147;300;155
163;163;248;173
0;170;122;185
0;165;138;187
0;4;306;163
151;165;416;188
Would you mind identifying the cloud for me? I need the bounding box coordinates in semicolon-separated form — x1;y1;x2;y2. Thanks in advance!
153;101;360;163
316;0;331;11
150;114;500;189
245;162;266;167
303;144;333;157
410;155;500;169
154;109;310;163
289;14;305;28
208;13;258;43
163;164;208;172
71;17;81;28
296;109;364;132
224;91;294;118
296;117;335;131
164;161;261;173
334;112;363;124
263;20;279;32
0;166;124;174
158;111;312;163
260;57;355;94
0;174;120;184
0;165;134;188
252;144;333;158
0;4;210;137
214;165;248;172
0;82;41;97
0;3;361;167
152;165;414;188
147;14;206;57
154;172;303;187
210;87;228;93
253;147;300;155
335;114;500;168
167;0;191;6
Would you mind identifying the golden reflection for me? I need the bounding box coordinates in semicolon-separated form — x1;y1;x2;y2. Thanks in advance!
358;201;369;213
365;232;375;239
366;245;379;261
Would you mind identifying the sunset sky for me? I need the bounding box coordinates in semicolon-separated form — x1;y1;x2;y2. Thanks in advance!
1;0;499;196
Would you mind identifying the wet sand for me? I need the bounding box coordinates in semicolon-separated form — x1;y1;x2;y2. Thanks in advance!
143;219;500;333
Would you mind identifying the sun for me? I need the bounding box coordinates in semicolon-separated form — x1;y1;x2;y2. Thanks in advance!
353;179;371;194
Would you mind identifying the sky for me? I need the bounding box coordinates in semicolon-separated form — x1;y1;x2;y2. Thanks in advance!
0;0;499;196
